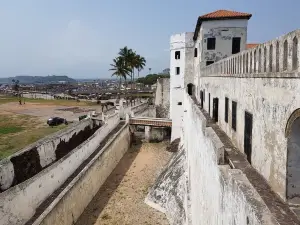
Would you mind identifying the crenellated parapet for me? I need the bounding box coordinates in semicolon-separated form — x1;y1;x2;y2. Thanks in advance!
201;29;300;77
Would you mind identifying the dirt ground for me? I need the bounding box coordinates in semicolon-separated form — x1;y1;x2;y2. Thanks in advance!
75;141;172;225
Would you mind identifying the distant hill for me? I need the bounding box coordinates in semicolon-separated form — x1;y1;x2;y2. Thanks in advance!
0;75;76;84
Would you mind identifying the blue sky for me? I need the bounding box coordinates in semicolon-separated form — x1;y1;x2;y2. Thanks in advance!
0;0;299;79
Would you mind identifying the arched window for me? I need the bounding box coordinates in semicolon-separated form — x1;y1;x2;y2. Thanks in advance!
293;37;298;70
283;40;288;71
269;45;273;72
286;109;300;204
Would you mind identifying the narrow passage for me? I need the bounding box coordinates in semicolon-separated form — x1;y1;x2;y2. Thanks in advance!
76;141;172;225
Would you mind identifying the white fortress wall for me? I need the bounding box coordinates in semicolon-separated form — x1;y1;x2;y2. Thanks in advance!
183;92;277;225
0;113;120;225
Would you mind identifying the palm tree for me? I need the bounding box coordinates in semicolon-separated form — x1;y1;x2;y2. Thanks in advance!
119;47;137;89
135;55;146;78
109;57;131;91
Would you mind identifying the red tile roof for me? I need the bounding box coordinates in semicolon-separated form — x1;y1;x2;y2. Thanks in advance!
193;10;252;40
246;43;260;49
199;10;252;20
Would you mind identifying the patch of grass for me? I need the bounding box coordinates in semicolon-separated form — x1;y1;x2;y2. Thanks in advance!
0;96;95;106
0;126;23;134
0;114;67;160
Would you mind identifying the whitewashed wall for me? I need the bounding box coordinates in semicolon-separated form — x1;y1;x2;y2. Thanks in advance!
183;92;276;225
0;113;120;225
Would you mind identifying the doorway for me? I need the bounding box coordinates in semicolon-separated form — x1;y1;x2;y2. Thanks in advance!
200;91;203;108
213;98;219;122
244;111;253;164
187;83;194;96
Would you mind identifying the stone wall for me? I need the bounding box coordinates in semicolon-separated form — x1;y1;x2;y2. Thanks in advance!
0;119;99;192
147;92;279;225
31;123;130;225
155;78;170;118
195;29;300;202
0;113;120;225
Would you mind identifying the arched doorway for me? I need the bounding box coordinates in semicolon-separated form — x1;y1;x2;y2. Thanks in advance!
286;109;300;204
187;83;194;96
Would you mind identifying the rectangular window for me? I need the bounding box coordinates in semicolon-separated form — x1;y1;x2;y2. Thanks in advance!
207;38;216;50
194;48;198;57
176;67;180;75
225;97;229;123
232;37;241;54
232;101;237;131
175;51;180;59
178;102;182;105
206;61;214;66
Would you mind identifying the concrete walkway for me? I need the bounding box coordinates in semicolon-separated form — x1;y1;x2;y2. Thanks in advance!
75;141;172;225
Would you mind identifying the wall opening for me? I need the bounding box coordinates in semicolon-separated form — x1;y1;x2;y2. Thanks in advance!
194;48;198;57
175;51;180;60
177;102;182;105
276;42;279;72
232;37;241;54
206;61;214;66
258;48;262;73
209;93;211;116
293;37;298;70
244;111;253;164
250;52;253;73
187;83;194;96
264;46;267;72
246;53;249;73
286;109;300;204
232;101;237;131
283;40;288;71
213;98;219;123
225;97;229;123
269;45;273;72
200;91;204;108
176;67;180;75
207;38;216;50
254;50;257;73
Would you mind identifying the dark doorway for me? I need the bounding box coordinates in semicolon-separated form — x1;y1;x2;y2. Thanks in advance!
232;37;241;54
209;93;211;116
187;83;194;96
213;98;219;122
200;91;204;108
244;111;253;164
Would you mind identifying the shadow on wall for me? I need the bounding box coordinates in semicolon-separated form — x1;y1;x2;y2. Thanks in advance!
3;122;101;192
75;143;142;225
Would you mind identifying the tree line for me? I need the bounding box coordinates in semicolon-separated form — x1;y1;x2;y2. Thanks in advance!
109;46;146;89
136;74;170;86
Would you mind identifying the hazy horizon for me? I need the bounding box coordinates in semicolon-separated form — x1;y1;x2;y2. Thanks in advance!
0;0;299;79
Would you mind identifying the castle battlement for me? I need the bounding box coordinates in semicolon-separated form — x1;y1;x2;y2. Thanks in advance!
202;29;300;77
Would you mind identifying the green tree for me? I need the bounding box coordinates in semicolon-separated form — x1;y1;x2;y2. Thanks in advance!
109;57;131;90
135;54;146;78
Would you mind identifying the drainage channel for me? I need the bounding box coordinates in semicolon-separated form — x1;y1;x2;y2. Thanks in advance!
25;121;125;225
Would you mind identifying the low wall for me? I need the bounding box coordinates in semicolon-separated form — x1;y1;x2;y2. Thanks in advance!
32;123;130;225
0;119;99;192
0;113;120;225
